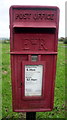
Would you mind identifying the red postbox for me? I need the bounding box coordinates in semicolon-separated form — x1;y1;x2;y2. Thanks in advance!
9;6;59;112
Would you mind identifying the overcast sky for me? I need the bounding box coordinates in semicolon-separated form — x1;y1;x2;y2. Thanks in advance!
0;0;66;38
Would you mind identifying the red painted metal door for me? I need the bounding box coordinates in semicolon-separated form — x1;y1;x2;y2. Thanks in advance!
9;5;59;112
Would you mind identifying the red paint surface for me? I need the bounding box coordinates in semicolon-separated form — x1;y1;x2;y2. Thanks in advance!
9;5;59;112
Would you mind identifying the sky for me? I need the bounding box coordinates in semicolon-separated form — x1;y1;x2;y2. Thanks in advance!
0;0;66;38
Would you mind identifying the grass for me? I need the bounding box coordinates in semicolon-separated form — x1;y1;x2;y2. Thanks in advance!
2;42;66;119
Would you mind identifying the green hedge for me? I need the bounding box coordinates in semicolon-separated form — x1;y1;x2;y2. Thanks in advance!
2;40;10;44
58;37;64;42
63;37;67;44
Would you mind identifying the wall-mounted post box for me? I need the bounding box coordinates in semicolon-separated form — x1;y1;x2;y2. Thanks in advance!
9;6;59;112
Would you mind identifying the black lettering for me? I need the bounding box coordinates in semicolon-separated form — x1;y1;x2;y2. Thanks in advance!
31;79;37;81
27;14;31;19
15;14;19;19
15;13;31;20
33;13;54;21
33;14;38;20
51;14;54;20
23;14;26;19
27;78;30;81
46;14;54;20
42;14;46;20
29;69;35;71
19;14;23;19
15;13;54;21
47;14;51;20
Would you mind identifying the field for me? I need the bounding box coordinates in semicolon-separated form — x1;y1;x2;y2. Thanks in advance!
1;42;66;119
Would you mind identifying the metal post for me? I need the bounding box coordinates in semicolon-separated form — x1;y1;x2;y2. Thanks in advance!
26;112;36;120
